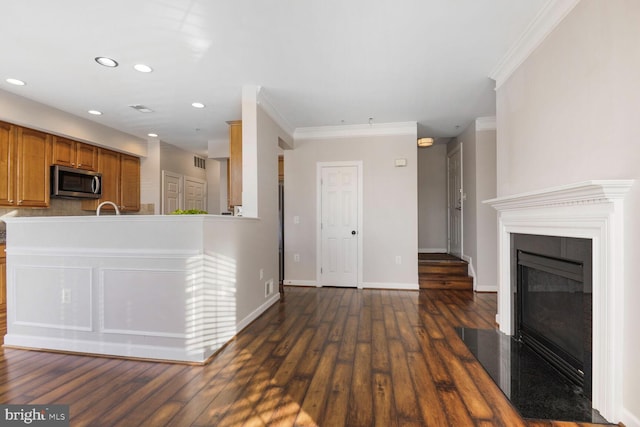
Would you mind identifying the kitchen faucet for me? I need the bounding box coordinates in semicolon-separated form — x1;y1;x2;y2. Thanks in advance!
96;201;120;216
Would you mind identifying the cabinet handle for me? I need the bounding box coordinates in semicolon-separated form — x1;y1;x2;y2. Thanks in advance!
8;199;13;203
17;200;23;205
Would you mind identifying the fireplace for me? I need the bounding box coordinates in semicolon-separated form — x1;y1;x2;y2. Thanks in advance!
485;180;633;423
512;234;592;397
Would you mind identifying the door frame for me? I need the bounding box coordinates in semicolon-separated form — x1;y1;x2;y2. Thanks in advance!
447;145;463;257
161;170;183;214
316;161;364;289
184;175;207;211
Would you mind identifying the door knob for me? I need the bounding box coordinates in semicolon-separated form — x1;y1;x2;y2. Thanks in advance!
351;230;357;235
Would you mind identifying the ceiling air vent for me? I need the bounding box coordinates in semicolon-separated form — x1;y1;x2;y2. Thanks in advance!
129;104;154;113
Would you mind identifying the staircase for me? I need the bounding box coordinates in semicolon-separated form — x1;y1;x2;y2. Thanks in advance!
418;253;473;290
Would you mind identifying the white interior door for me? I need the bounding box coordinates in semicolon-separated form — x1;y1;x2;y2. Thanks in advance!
184;176;206;211
320;165;359;287
162;171;182;214
447;146;463;258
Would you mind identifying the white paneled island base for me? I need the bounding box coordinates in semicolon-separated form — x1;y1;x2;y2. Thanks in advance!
3;215;281;363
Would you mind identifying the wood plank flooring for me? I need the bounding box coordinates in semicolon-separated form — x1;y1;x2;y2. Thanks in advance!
0;287;616;426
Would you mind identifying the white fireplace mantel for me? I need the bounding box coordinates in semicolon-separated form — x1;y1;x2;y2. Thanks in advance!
484;180;634;423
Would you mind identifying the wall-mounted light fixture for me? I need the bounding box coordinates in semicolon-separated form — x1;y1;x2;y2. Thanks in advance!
417;137;434;147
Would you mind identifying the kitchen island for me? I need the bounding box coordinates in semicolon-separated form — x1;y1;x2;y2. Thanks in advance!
2;214;280;363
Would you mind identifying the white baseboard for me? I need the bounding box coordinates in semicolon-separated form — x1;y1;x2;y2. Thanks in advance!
621;407;640;427
361;282;419;291
418;248;448;253
462;254;478;290
283;279;319;287
284;280;418;291
4;334;208;363
236;293;280;332
475;284;497;293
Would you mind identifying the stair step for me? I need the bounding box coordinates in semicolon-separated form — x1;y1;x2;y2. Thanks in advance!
418;262;468;276
419;274;473;290
417;253;473;291
418;253;460;261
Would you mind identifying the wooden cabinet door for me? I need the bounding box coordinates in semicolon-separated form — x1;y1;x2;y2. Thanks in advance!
16;127;50;207
53;137;98;171
75;142;98;171
51;136;75;168
120;154;140;212
228;120;242;207
82;150;139;212
98;149;120;210
0;122;15;206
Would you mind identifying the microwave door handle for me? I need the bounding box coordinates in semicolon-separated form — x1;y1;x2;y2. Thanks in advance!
92;176;101;194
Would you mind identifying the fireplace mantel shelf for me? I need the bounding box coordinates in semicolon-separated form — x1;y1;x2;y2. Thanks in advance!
484;180;634;211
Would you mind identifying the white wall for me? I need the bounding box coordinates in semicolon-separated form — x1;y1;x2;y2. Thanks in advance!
417;144;447;252
284;128;418;288
140;139;161;214
475;128;497;291
495;0;640;424
449;120;497;291
206;159;222;215
231;93;284;322
159;141;207;181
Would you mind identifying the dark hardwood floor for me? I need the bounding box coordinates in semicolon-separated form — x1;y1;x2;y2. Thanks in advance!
0;287;616;426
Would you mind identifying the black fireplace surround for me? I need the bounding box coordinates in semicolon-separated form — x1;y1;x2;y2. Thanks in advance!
512;233;593;397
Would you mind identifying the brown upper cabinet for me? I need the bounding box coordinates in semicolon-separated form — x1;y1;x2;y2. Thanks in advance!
0;122;51;208
82;149;140;212
120;153;140;212
228;120;242;208
52;136;98;171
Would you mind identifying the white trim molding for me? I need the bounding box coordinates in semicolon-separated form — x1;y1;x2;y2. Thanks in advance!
418;248;448;254
476;116;496;131
489;0;581;89
484;179;634;423
256;86;295;140
295;121;417;142
361;282;419;291
282;280;319;287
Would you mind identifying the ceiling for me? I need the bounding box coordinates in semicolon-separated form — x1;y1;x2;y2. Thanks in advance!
0;0;547;154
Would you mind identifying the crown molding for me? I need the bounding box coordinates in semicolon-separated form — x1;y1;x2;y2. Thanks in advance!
476;116;496;131
489;0;581;89
256;87;295;140
294;121;417;141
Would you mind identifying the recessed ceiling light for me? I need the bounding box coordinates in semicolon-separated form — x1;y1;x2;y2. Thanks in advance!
134;64;153;73
6;78;26;86
191;102;205;109
147;133;158;138
88;110;103;116
95;57;118;67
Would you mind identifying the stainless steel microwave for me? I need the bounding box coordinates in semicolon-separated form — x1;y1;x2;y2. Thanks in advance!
51;165;102;199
